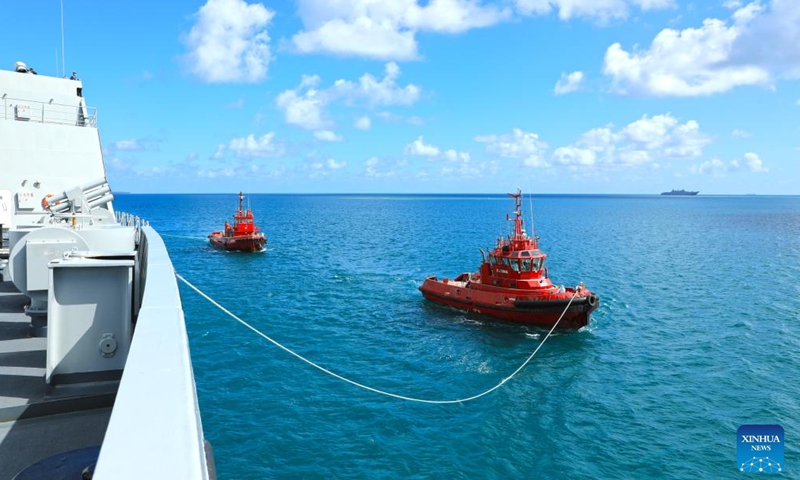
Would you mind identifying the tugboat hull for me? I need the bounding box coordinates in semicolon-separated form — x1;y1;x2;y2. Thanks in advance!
208;232;266;252
419;190;600;331
419;277;599;331
208;191;267;253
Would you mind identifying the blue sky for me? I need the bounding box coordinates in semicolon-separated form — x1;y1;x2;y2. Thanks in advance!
2;0;798;194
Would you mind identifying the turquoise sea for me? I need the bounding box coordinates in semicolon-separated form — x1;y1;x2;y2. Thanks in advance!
113;194;800;479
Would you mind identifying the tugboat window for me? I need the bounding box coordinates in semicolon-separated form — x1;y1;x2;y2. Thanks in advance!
521;259;532;272
511;260;520;273
532;258;543;271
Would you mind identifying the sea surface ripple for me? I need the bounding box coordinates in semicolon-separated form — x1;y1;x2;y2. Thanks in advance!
114;194;800;479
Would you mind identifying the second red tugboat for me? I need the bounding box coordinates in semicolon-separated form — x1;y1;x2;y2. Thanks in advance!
419;190;599;331
208;191;267;253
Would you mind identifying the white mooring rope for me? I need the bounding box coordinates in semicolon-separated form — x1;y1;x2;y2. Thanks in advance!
177;274;578;404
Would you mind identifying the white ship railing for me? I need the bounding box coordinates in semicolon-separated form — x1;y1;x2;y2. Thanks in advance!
94;226;210;479
1;96;97;127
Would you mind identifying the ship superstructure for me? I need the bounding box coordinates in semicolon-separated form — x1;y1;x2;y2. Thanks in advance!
0;64;211;478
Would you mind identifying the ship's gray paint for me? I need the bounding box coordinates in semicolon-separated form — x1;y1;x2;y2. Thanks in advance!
94;227;208;479
0;64;209;479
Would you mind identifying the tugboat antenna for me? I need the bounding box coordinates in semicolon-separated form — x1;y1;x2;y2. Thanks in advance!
528;190;536;242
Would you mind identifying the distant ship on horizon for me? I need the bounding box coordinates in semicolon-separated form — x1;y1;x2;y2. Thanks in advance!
661;189;699;196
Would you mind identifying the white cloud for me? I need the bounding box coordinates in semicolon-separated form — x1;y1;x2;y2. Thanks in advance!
197;162;286;179
512;0;552;16
107;138;160;153
622;115;707;157
291;0;679;61
402;137;472;167
690;151;767;175
276;64;420;130
475;128;550;167
689;158;729;176
557;114;710;168
334;62;421;106
275;75;329;130
443;149;470;162
376;111;424;125
740;152;768;172
182;0;274;83
228;132;283;158
363;157;398;178
314;130;343;142
553;146;596;166
731;129;751;138
327;158;346;170
354;116;372;130
554;71;585;95
107;157;132;172
212;144;226;160
404;136;440;157
113;139;143;151
197;168;237;178
292;16;419;61
731;1;800;80
514;0;675;22
292;0;510;60
603;1;800;96
436;156;497;178
603;5;763;96
306;158;347;178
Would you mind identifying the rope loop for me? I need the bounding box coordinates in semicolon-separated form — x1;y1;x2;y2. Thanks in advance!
177;274;578;404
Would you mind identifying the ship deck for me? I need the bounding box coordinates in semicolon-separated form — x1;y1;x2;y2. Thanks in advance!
0;279;112;479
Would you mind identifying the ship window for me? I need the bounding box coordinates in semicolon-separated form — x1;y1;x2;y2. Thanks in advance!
521;259;532;272
532;258;543;271
521;251;530;257
510;260;520;273
489;256;496;265
501;258;510;266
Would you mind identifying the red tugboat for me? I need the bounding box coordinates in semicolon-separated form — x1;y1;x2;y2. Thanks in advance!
208;191;267;252
419;190;599;331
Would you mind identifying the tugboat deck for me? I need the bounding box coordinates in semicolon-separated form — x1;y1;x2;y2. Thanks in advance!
419;190;599;330
0;280;113;479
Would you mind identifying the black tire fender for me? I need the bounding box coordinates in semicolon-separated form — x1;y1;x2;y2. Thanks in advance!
587;294;598;307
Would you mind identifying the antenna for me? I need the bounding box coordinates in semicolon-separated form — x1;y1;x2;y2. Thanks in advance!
60;0;65;77
528;188;536;242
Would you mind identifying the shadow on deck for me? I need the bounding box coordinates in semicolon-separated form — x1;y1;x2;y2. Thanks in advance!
0;281;113;479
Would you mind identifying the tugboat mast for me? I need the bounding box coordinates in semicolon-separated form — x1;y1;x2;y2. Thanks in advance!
507;189;537;250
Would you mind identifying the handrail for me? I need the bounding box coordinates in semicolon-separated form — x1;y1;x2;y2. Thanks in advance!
93;226;209;479
2;96;97;127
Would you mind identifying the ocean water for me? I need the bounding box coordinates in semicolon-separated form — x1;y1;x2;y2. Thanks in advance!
113;194;800;479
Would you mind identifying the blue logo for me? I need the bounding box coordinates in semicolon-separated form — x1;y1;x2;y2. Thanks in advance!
737;425;784;473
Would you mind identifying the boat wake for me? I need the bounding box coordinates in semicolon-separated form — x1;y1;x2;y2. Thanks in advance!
162;234;208;241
